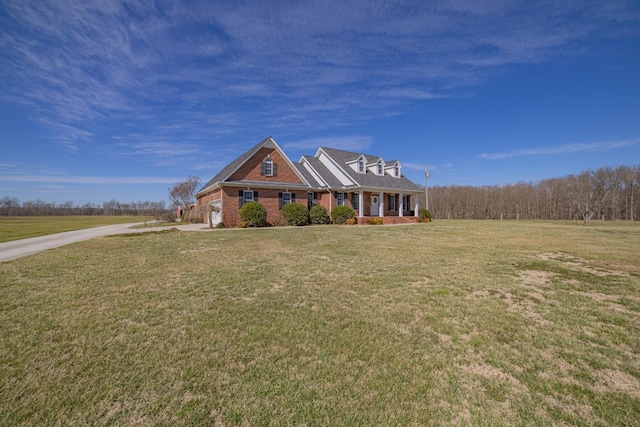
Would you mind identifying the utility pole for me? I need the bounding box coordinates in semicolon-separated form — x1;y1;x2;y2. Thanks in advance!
424;164;430;211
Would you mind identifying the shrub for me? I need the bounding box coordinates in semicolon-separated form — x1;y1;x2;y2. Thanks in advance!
331;205;356;225
281;203;310;226
238;201;268;227
185;206;206;223
310;205;330;225
366;217;383;225
345;218;357;225
419;208;432;221
156;212;176;223
238;221;248;228
270;213;286;227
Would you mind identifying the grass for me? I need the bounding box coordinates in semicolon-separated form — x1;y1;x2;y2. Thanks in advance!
0;216;154;242
1;220;639;425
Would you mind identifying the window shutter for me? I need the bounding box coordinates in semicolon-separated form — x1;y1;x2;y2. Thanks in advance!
273;163;278;177
260;162;265;176
291;192;296;203
239;190;243;208
254;191;259;202
278;192;283;210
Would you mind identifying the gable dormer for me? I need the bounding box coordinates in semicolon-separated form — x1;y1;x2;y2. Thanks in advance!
385;161;402;178
347;154;367;174
368;158;385;176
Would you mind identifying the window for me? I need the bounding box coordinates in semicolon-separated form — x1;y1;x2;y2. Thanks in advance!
239;190;257;208
394;164;400;177
307;192;317;210
389;195;397;211
264;158;273;176
402;195;409;212
260;158;277;176
377;160;383;176
336;192;344;206
279;192;294;209
352;193;359;211
357;157;365;173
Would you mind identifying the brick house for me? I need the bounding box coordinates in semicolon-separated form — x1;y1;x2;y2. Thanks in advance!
196;136;423;227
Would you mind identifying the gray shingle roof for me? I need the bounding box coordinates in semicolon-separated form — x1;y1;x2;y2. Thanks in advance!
197;138;269;195
197;138;422;197
293;163;321;188
301;156;343;188
319;147;422;192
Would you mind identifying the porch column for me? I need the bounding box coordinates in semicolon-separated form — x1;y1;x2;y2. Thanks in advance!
414;195;419;217
358;191;364;217
399;193;404;217
379;191;384;217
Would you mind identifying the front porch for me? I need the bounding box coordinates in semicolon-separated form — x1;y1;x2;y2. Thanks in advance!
343;190;421;220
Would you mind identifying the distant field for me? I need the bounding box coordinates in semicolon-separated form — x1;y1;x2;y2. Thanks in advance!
1;221;639;425
0;216;154;242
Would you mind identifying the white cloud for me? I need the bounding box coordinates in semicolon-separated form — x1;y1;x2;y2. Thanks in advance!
0;175;182;184
2;0;638;153
479;138;640;160
284;136;373;151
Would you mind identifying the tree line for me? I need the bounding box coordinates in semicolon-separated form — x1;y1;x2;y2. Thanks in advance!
0;197;169;217
424;164;639;223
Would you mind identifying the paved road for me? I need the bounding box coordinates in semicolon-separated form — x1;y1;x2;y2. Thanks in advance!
0;223;207;263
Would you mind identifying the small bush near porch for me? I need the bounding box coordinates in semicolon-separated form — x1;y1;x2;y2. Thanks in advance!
330;205;355;224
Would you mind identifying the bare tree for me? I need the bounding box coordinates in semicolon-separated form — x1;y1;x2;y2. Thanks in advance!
619;165;639;221
427;163;638;222
169;176;200;219
558;170;611;225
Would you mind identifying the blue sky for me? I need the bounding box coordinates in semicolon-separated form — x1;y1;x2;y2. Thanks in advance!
1;0;639;206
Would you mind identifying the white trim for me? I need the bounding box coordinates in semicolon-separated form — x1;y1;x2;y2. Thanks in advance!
369;158;386;176
300;157;329;187
316;148;357;186
263;158;273;176
243;190;254;204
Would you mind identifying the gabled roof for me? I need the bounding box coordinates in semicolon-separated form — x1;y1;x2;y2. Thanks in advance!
318;147;422;192
300;155;343;188
293;162;322;188
196;136;311;196
197;137;423;198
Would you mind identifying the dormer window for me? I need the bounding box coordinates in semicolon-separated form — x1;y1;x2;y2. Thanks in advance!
357;157;365;173
394;164;400;177
377;160;383;176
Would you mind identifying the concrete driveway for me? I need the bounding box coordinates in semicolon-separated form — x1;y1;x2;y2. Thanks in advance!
0;222;208;263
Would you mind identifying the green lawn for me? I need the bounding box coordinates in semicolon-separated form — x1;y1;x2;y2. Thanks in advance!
1;221;639;425
0;216;154;242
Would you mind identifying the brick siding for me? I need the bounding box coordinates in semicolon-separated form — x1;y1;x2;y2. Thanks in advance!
228;147;303;184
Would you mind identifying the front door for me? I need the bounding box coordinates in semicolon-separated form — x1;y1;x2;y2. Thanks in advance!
370;195;380;216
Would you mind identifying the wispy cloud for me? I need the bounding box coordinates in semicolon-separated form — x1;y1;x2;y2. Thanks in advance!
479;138;640;160
0;175;182;184
1;0;638;154
284;136;373;151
